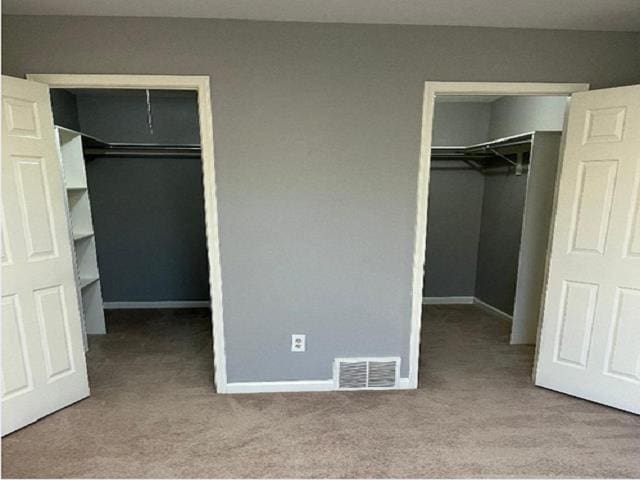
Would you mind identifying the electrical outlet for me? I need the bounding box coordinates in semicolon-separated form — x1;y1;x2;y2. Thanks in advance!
291;334;306;352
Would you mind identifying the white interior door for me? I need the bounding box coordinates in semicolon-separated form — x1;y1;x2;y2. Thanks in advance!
535;84;640;414
2;76;90;435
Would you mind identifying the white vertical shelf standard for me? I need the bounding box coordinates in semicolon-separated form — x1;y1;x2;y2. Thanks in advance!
511;131;563;345
55;126;106;341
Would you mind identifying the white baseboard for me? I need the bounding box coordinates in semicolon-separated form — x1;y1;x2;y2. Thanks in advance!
103;301;210;309
225;377;413;394
422;296;475;305
473;298;513;321
422;296;513;321
225;379;334;394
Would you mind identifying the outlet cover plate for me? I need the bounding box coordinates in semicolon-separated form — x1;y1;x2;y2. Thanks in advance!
291;334;306;352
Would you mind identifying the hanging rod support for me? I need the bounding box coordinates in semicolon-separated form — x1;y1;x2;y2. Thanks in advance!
485;147;517;166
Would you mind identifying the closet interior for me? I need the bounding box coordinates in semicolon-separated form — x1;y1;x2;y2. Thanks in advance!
424;95;569;345
49;88;209;344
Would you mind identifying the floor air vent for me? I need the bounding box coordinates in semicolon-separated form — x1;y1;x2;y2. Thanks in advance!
334;357;400;390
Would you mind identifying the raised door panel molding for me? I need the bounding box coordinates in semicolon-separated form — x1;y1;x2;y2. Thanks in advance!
624;161;640;258
1;295;33;400
2;97;41;139
1;206;12;266
554;281;598;368
583;106;626;144
569;159;618;255
14;155;58;261
605;288;640;382
34;286;75;381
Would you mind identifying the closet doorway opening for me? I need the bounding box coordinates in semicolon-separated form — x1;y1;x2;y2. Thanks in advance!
409;82;589;389
26;74;227;393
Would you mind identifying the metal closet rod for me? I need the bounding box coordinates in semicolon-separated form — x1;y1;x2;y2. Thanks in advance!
82;137;202;158
53;126;202;158
83;147;201;158
84;144;201;157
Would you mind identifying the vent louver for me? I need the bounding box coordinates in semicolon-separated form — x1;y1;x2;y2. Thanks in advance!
338;361;367;389
334;357;400;390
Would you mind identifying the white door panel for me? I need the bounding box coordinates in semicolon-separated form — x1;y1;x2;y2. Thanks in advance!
1;76;89;435
536;84;640;414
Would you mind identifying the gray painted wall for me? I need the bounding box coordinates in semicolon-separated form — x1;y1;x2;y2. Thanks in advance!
489;96;568;139
50;89;209;303
4;15;639;383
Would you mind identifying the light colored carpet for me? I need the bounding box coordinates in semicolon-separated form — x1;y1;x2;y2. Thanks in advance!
2;305;639;478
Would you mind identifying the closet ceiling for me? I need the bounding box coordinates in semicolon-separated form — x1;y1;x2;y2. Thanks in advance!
5;0;640;32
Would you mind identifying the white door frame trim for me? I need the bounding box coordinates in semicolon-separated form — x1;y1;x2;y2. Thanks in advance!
26;74;228;393
409;81;590;389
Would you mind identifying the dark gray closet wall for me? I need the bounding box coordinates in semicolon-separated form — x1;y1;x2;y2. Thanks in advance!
51;89;209;303
471;95;568;314
50;89;80;131
424;170;484;297
424;102;489;297
87;156;209;302
432;102;491;146
471;96;568;313
474;173;529;314
75;90;200;144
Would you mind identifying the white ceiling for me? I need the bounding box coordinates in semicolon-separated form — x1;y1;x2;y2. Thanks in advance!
4;0;640;32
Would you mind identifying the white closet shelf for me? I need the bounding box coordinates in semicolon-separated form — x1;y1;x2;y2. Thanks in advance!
55;125;106;340
73;231;94;242
431;132;537;174
79;276;100;290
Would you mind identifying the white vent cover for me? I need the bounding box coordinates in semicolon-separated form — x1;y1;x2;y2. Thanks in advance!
334;357;400;390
